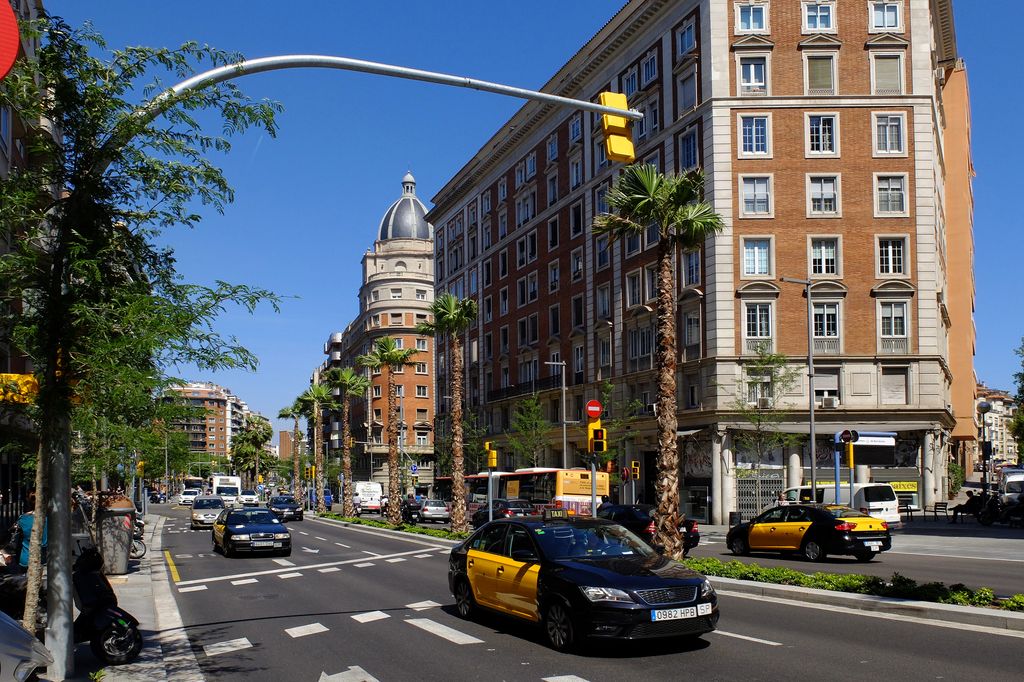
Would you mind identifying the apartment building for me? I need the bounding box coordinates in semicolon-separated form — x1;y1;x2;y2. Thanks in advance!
321;173;437;495
166;381;252;458
428;0;972;522
977;384;1019;463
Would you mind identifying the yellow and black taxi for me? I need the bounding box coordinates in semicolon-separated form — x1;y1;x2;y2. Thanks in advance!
448;510;719;652
212;508;292;558
726;504;891;562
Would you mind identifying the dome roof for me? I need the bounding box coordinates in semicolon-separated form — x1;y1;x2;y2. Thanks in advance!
378;172;432;241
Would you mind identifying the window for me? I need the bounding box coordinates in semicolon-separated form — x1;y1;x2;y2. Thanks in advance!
878;238;906;275
679;128;699;170
516;192;536;227
745;303;772;339
571;248;584;281
416;432;429;447
872;55;903;95
881;302;906;337
515;163;524;189
642;50;658;86
621;67;638;98
880;367;907;405
626;271;643;307
390;313;403;326
625;230;641;256
597;285;611;319
468;271;478;295
483;261;492;287
740;115;769;155
677;20;696;56
746;374;773;404
741;176;772;216
635;96;660;142
628;325;654;362
547;134;558;162
595;139;608;169
482;222;492;250
645;265;658;302
574;344;585;382
498;213;508;239
373;385;382;398
499;287;509;315
737;3;766;32
499;250;508;277
813;302;839;338
874;113;904;154
804;3;833;31
482;191;491;214
548;261;560;292
390;288;402;299
743;238;771;276
547;174;558;206
517;277;527;307
808;175;839;215
570;202;584;237
739;56;767;96
547;218;559;249
572;295;584;328
595;185;608;215
811;238;838;275
500;326;509;353
569;113;582;142
685;312;701;347
526;152;537;179
415;289;427;301
596;236;610;269
570;157;583;189
527;272;538;302
685;251;701;286
679;72;697;112
876;175;907;215
393;338;404;349
0;106;10;156
870;2;902;31
549;305;560;336
807;114;837;155
416;338;428;351
806;54;835;96
599;337;611;368
516;233;537;267
484;296;493;322
645;219;659;248
498;178;507;201
686;376;700;408
416;385;428;398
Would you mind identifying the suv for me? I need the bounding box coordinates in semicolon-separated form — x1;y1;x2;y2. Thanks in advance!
179;489;200;506
471;499;536;528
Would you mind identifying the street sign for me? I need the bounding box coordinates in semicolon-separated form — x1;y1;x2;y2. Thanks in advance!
410;464;418;475
0;1;17;81
256;484;264;492
585;400;603;420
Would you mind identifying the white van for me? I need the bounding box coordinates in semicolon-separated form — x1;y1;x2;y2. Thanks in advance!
782;483;901;526
998;470;1024;506
354;481;383;515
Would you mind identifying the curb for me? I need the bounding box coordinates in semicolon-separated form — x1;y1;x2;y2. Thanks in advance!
709;575;1024;632
308;514;462;546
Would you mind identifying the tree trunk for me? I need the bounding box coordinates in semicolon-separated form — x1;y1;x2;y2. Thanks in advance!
386;368;401;525
342;399;354;517
292;416;301;501
449;334;468;533
314;402;325;515
654;239;683;558
21;442;47;635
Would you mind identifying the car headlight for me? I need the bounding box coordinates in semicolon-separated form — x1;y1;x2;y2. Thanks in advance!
700;579;716;599
232;534;250;541
274;533;289;539
581;586;635;603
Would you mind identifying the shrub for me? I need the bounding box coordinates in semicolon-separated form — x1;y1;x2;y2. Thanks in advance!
319;513;470;541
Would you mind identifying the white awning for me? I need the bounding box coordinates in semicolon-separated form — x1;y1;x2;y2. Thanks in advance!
677;428;704;437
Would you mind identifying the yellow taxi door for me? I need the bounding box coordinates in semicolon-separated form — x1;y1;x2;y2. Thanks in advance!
466;524;508;610
747;507;787;550
212;511;226;545
492;525;541;621
777;506;813;550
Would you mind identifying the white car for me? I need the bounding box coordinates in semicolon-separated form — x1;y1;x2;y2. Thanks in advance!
179;489;200;506
238;490;259;506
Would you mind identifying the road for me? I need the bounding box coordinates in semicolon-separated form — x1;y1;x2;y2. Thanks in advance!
157;505;1021;681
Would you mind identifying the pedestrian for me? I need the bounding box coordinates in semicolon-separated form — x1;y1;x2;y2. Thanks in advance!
775;491;786;506
950;490;982;523
352;492;361;515
16;493;46;571
596;495;611;513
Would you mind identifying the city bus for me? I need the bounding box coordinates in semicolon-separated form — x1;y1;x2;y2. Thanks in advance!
436;468;610;517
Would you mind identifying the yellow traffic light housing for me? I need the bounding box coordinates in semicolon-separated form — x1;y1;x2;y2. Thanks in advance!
591;428;607;453
487;449;497;468
598;91;635;164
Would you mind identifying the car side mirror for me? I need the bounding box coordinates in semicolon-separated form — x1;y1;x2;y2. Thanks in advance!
510;549;538;562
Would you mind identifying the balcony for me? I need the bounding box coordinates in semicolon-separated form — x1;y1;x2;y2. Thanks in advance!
683;344;701;362
745;338;773;354
486;374;562;402
813;337;840;355
880;337;909;354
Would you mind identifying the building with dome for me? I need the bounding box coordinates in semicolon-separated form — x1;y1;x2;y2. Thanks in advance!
318;173;437;496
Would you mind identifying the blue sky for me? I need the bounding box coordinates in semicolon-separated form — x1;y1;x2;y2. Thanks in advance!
46;1;1021;428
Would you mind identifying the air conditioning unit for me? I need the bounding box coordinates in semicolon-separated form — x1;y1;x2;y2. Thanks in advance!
644;403;657;416
934;66;946;85
821;396;840;409
756;397;771;410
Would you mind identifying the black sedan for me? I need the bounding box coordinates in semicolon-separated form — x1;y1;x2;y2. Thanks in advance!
470;498;537;528
212;508;292;557
597;503;700;555
726;504;891;562
448;511;718;651
267;495;303;521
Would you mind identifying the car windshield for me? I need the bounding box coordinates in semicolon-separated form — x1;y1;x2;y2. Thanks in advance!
216;487;240;496
242;490;256;496
425;500;444;506
270;496;295;505
193;498;223;509
825;505;871;518
1006;481;1023;494
533;523;655;559
228;511;278;525
182;489;199;496
507;501;534;510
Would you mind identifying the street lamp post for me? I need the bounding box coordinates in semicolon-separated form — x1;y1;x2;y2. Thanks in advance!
977;400;992;498
780;277;817;499
544;360;568;468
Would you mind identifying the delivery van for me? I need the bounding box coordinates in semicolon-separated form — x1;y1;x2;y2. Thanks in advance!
782;482;900;526
354;481;383;515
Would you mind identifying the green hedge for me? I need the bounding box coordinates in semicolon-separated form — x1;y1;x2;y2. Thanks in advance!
683;556;1024;611
319;513;471;542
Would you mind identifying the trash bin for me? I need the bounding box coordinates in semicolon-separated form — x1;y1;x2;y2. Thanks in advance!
98;495;135;575
728;511;743;527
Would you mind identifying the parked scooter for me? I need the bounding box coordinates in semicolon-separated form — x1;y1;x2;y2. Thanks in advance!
978;493;1024;527
130;519;147;560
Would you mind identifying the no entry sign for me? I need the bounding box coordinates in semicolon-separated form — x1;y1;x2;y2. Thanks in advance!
0;2;18;81
585;400;603;420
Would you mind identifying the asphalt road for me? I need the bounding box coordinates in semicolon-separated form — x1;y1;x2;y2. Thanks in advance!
157;505;1022;681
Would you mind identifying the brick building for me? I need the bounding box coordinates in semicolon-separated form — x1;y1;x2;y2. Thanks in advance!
427;0;973;522
166;382;252;459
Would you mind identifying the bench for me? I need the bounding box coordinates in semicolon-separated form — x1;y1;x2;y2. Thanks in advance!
925;502;949;521
898;504;915;521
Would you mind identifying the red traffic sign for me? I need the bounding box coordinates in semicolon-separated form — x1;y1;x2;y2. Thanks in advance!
0;1;17;81
585;399;603;420
839;429;860;444
621;466;630;482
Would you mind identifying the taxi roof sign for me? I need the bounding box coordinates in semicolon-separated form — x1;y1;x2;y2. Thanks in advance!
544;508;569;520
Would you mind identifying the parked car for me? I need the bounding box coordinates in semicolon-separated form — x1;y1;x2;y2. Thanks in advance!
190;496;225;529
267;495;303;521
726;504;891;562
597;503;700;555
470;499;537;528
237;490;260;507
401;498;422;524
212;508;291;557
178;489;200;506
420;499;451;523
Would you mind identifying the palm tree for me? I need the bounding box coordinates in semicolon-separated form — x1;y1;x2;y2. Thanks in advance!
299;378;338;515
278;400;304;499
416;293;478;533
328;366;371;516
357;336;420;525
594;164;723;558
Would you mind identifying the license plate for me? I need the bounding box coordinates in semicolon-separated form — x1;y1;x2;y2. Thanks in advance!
651;602;712;621
251;540;273;547
865;541;882;548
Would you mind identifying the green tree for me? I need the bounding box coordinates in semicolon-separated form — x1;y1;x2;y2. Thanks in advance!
506;394;549;469
278;399;305;498
357;337;420;525
1010;339;1024;466
0;18;280;644
299;380;338;515
230;415;273;488
416;293;478;532
329;367;371;516
594;165;723;558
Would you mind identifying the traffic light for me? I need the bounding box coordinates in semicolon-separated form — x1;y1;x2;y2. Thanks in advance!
591;428;607;453
631;459;640;478
136;461;145;475
598;91;635;164
411;475;419;487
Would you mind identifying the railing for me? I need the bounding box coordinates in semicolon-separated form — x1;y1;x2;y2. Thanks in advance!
745;338;772;354
813;337;840;354
874;87;903;96
880;337;909;354
807;87;834;96
486;374;562;402
741;84;767;96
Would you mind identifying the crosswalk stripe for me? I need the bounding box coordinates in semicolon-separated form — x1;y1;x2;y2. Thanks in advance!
231;578;258;585
285;622;329;638
385;558;406;563
178;585;207;593
279;572;302;579
318;567;341;573
272;558;295;567
543;676;590;682
406;618;482;645
174;554;193;559
352;611;390;624
414;554;432;559
405;600;440;611
355;562;375;568
203;637;252;657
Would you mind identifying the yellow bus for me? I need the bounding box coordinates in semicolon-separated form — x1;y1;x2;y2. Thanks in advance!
440;467;610;517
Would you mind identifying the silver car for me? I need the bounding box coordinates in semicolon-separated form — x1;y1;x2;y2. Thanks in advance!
420;499;450;523
191;496;225;529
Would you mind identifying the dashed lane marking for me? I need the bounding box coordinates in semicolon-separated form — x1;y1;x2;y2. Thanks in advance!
178;585;207;593
299;531;309;535
279;572;302;579
406;618;483;645
272;558;295;567
174;554;194;559
355;562;375;568
414;554;432;559
315;536;327;541
543;677;591;682
319;567;341;573
711;630;783;646
334;542;350;548
203;637;253;657
406;600;440;611
352;611;390;624
231;578;258;585
386;558;406;563
362;551;380;556
285;622;329;638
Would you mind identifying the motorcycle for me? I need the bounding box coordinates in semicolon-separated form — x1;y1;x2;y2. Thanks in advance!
978;494;1024;526
400;500;422;524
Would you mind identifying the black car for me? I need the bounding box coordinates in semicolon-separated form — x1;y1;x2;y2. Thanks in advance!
470;498;537;528
212;508;291;557
597;504;700;555
726;504;891;562
267;495;303;521
448;512;719;651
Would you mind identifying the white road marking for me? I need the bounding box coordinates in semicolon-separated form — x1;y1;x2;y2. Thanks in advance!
406;618;483;645
175;554;193;559
178;585;207;593
318;567;341;573
414;554;432;559
318;666;379;682
231;578;258;585
302;547;321;554
385;558;406;563
279;572;303;579
272;558;295;567
887;550;1024;563
355;562;375;568
334;542;350;548
315;536;327;541
299;531;309;536
203;637;252;657
362;551;380;556
543;677;591;682
406;600;440;611
352;611;390;623
286;622;329;638
711;630;783;646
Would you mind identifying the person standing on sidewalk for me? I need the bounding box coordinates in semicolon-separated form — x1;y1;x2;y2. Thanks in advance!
16;493;46;570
